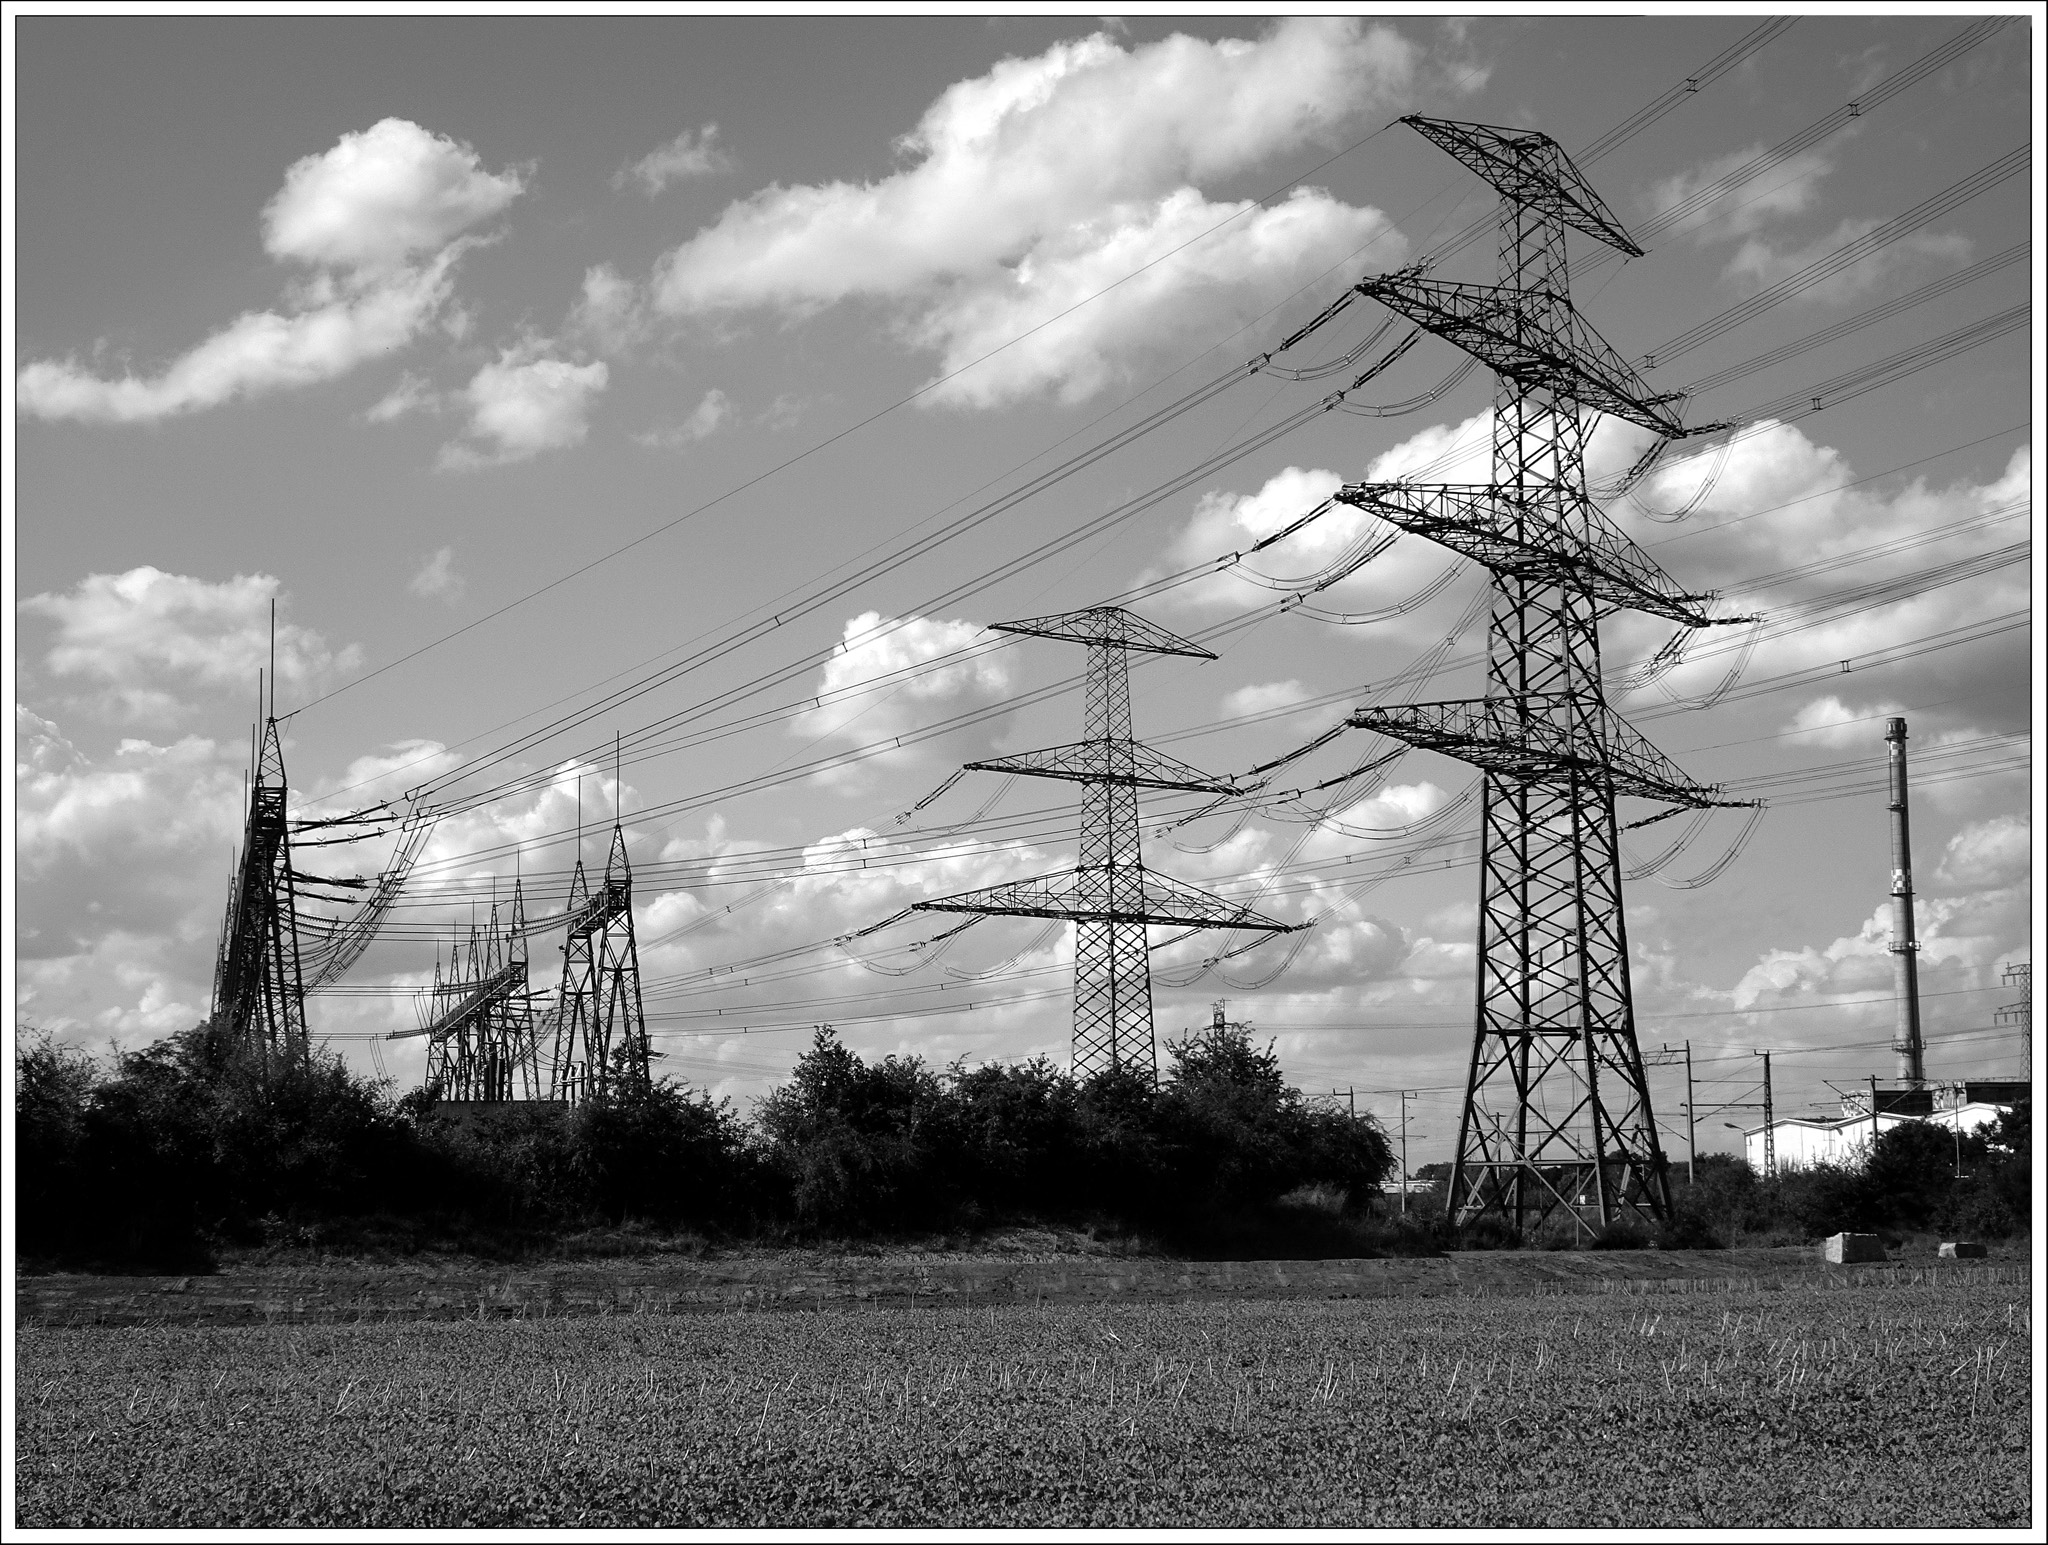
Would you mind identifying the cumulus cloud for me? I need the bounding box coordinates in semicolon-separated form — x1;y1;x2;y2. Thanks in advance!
409;546;466;603
792;612;1017;782
19;119;521;424
13;708;246;1041
614;124;734;196
1783;694;1909;748
650;18;1426;406
1935;813;2029;890
567;263;652;357
635;388;731;449
1221;680;1311;719
1721;220;1972;308
262;117;525;274
1606;425;2029;736
19;254;465;425
1148;459;1480;647
364;369;442;422
438;346;609;470
18;568;361;725
1647;142;1838;243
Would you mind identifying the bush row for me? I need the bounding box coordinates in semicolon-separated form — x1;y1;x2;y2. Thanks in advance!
15;1020;1396;1268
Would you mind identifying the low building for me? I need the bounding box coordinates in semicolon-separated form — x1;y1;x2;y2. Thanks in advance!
1738;1096;2014;1174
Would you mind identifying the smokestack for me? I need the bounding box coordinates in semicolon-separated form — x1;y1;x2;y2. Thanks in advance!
1886;717;1925;1085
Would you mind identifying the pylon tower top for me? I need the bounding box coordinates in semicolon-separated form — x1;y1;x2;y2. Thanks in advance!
990;605;1217;660
914;602;1292;1081
1401;115;1644;256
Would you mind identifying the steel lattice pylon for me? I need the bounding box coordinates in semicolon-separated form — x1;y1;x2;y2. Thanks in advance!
914;606;1298;1080
1336;117;1751;1237
548;823;653;1102
210;717;309;1081
388;881;542;1101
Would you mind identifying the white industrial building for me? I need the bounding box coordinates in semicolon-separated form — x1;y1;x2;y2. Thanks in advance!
1738;1098;2013;1174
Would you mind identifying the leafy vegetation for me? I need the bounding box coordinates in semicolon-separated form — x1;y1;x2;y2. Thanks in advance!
15;1019;1397;1268
1662;1110;2033;1248
15;1278;2029;1527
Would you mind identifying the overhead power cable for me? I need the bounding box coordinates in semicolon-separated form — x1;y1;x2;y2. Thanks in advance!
1680;241;2027;397
1634;17;2010;248
1641;144;2028;365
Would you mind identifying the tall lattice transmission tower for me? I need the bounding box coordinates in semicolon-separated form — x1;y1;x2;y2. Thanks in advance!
388;882;542;1101
1332;117;1753;1235
1994;962;2031;1078
211;714;309;1080
549;821;653;1101
914;606;1298;1080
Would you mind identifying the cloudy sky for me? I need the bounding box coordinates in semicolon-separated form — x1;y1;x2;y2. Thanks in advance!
12;13;2036;1164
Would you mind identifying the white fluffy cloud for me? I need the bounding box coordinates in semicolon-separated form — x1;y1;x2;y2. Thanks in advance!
1607;424;2029;736
19;567;362;725
651;18;1424;406
1647;142;1838;243
14;708;245;1040
438;347;609;470
635;388;731;449
792;612;1018;780
18;119;520;424
1935;813;2029;890
615;124;733;196
1721;221;1972;308
262;117;524;274
567;263;653;357
1151;459;1480;645
409;546;466;603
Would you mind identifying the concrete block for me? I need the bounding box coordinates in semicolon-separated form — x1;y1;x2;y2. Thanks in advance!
1823;1232;1886;1264
1939;1240;1988;1259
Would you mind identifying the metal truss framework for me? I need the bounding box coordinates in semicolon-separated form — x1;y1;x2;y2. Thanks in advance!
1341;116;1745;1237
211;718;309;1081
387;883;542;1102
914;606;1297;1081
549;823;653;1103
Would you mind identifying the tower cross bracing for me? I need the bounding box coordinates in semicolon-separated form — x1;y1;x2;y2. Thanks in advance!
914;606;1299;1081
1338;117;1751;1236
210;717;310;1081
548;821;653;1102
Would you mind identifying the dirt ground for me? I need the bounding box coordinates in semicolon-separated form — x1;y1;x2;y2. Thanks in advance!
16;1233;2028;1327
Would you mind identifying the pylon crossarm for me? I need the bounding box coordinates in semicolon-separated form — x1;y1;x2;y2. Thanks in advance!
967;739;1238;794
389;961;528;1042
990;606;1217;658
559;882;629;941
1345;696;1725;807
1403;116;1644;256
913;867;1298;932
1334;481;1717;626
1353;270;1689;437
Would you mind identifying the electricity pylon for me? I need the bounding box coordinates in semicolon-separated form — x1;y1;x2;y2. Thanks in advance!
549;821;652;1101
914;606;1299;1080
211;715;309;1080
388;881;541;1100
1334;117;1753;1236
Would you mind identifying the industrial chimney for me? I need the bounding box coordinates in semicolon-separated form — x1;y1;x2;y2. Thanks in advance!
1886;717;1925;1086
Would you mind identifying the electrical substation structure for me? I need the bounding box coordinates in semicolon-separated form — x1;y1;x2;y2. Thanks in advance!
1331;117;1758;1236
913;606;1300;1081
211;715;310;1080
548;821;654;1102
387;882;542;1101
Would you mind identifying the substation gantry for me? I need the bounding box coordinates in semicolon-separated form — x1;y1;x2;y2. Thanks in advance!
386;882;544;1101
913;606;1300;1081
211;716;311;1080
1334;117;1756;1236
545;820;654;1102
386;819;654;1106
